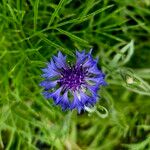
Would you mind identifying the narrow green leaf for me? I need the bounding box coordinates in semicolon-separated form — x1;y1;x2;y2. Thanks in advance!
34;0;39;31
55;5;114;28
112;40;134;66
7;4;18;24
48;0;66;27
38;33;74;56
56;28;89;45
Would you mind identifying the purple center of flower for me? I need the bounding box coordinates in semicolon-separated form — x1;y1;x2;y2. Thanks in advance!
59;65;87;91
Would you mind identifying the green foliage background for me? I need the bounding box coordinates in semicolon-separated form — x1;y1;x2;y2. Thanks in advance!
0;0;150;149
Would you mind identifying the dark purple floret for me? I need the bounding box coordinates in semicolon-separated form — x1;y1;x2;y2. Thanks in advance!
59;65;87;91
40;50;106;113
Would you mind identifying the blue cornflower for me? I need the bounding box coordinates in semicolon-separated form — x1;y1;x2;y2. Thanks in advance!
40;50;106;113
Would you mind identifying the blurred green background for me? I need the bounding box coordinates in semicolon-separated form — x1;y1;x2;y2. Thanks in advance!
0;0;150;150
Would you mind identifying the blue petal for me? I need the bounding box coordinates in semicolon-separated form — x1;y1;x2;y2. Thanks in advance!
48;59;58;70
76;50;87;65
79;91;91;105
41;60;60;78
42;87;62;99
86;85;99;96
50;87;62;100
88;65;102;75
42;91;51;99
39;80;57;90
85;76;106;85
80;90;97;106
70;92;84;113
54;96;62;105
58;51;66;61
41;71;59;78
76;50;85;57
59;92;70;110
83;54;97;68
53;51;67;69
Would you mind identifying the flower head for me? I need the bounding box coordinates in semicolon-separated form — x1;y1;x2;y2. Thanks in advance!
40;50;106;113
